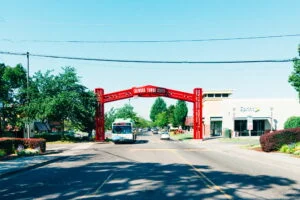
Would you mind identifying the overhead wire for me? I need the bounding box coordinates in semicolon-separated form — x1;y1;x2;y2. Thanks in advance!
0;51;298;64
0;33;300;44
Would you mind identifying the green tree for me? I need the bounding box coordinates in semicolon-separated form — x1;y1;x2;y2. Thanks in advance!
23;67;97;132
173;100;188;128
150;97;167;122
288;57;300;102
284;116;300;129
135;116;151;128
105;108;116;130
115;103;137;120
154;111;168;128
166;105;175;125
104;104;150;130
0;63;27;134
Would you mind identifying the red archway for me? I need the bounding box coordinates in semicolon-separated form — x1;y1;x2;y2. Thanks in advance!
95;85;202;141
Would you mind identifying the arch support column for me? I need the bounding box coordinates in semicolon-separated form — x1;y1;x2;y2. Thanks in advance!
193;88;203;139
95;88;105;141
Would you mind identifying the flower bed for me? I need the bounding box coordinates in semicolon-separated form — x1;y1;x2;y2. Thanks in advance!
0;137;46;155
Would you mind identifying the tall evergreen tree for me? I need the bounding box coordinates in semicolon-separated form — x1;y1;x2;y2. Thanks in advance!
173;100;188;128
166;105;175;125
150;97;167;122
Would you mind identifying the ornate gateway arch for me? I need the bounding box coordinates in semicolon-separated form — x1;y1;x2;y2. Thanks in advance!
95;85;203;141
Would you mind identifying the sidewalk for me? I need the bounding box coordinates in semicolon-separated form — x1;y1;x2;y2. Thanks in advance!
187;137;300;173
0;142;94;178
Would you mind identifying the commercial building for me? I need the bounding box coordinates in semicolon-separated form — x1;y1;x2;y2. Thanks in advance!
187;90;300;138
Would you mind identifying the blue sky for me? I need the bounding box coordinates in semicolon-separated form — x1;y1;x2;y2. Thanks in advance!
0;0;299;120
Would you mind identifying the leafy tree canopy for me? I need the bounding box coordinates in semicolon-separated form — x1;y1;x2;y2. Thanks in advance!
104;104;151;130
115;103;137;120
150;97;167;122
288;58;300;101
23;66;97;132
166;105;175;125
173;100;188;127
284;116;300;129
0;63;27;133
154;111;168;128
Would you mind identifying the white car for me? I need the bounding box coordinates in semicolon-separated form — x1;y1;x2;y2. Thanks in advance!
160;132;170;140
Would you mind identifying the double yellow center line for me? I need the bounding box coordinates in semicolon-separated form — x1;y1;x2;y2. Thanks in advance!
131;148;233;199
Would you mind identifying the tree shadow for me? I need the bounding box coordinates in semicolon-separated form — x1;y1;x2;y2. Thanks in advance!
0;153;299;200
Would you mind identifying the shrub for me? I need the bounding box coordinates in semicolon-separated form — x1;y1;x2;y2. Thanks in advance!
294;150;300;156
0;138;46;154
260;128;300;152
33;133;62;142
0;149;6;157
284;116;300;129
33;132;88;142
17;148;40;156
279;144;289;153
23;138;46;152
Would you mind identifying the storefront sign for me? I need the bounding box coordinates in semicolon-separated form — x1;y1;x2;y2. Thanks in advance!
240;107;260;113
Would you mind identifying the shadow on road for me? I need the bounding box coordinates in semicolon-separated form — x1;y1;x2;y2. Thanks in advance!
0;153;299;200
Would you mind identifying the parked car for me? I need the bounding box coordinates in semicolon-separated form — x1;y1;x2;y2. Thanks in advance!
152;128;158;134
160;132;170;140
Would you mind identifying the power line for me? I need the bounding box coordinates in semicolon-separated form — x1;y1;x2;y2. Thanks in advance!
0;50;297;64
1;33;300;44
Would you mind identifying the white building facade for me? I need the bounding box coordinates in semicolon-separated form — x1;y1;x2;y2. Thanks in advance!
202;91;300;137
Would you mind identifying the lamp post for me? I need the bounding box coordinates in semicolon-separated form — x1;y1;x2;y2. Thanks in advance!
232;107;236;137
270;107;273;132
26;52;30;138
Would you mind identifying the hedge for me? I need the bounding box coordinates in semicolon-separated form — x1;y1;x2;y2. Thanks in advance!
33;132;89;142
33;133;62;142
260;128;300;152
0;137;46;155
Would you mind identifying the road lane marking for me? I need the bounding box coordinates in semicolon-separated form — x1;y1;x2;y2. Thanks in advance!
93;173;114;195
130;148;209;152
102;150;138;162
171;150;233;200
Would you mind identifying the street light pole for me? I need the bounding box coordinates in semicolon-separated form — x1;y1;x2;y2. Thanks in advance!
232;107;236;137
26;52;30;138
270;107;273;132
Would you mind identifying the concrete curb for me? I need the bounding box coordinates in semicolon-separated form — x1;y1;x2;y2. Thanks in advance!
0;155;69;179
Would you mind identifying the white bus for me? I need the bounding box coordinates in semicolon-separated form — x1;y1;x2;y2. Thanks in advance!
111;118;136;143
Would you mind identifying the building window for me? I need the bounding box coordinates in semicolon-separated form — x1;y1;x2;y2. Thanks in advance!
208;94;214;98
222;94;229;98
234;119;266;136
210;117;222;137
252;120;265;136
234;120;248;136
215;94;221;97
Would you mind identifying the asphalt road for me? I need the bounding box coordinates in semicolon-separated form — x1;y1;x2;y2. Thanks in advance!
0;132;299;200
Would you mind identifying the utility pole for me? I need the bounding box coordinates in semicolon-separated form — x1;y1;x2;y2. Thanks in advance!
26;52;30;138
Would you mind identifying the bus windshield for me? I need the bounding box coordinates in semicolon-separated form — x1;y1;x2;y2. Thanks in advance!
112;125;132;134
